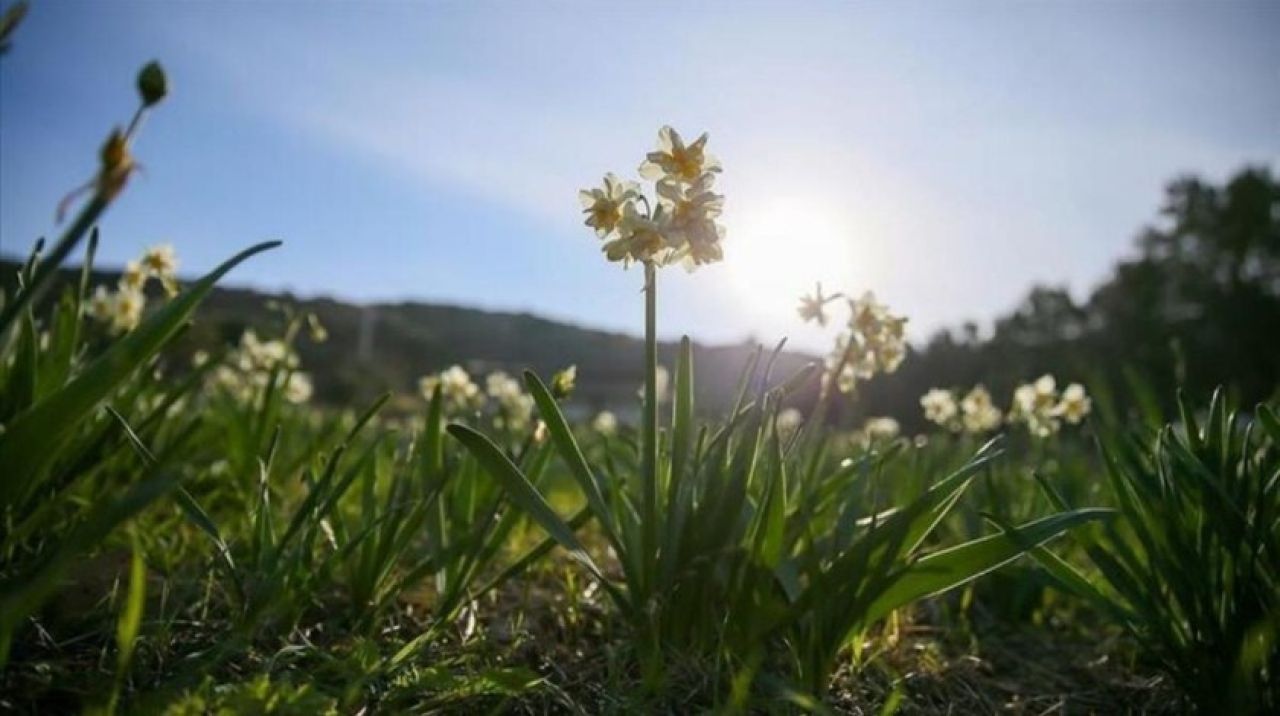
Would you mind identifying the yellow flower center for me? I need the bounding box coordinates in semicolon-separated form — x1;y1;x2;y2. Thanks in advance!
672;149;701;181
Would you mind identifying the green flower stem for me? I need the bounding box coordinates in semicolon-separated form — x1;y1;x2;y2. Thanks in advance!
642;260;658;598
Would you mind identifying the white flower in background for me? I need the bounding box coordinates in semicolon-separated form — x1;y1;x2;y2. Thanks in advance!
306;313;328;343
284;372;313;404
921;388;960;430
637;365;671;404
210;329;312;404
823;292;908;394
141;243;179;294
236;329;295;372
1010;374;1062;438
1055;383;1091;424
797;283;839;326
110;287;145;333
639;126;721;185
487;370;535;430
141;243;177;275
120;260;147;292
87;285;115;322
592;410;618;436
579;173;639;238
863;416;901;441
776;407;803;437
420;365;485;412
960;385;1003;434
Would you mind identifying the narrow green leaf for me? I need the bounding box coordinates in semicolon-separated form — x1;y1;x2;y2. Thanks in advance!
861;508;1113;626
0;241;281;508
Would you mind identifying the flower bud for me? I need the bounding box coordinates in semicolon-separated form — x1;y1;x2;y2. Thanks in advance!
137;61;168;107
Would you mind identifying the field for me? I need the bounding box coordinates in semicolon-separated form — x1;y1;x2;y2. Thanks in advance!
2;18;1279;716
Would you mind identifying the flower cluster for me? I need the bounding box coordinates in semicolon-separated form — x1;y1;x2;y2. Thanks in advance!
960;385;1003;433
1009;375;1091;438
486;371;536;431
210;329;313;404
862;416;901;442
920;376;1091;438
419;365;485;413
811;291;908;394
579;126;726;269
417;364;558;433
921;388;960;431
86;243;180;333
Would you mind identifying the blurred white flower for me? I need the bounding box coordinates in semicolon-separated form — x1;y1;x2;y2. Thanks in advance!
420;365;485;412
921;388;960;431
638;365;671;404
1055;383;1091;424
960;385;1003;433
110;287;145;333
141;243;177;274
120;260;147;292
487;370;535;430
776;407;803;437
592;410;618;436
284;372;313;404
824;292;908;394
863;416;901;440
87;285;115;323
141;244;178;295
1010;374;1062;438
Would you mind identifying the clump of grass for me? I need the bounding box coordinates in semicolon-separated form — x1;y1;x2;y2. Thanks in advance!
1035;389;1280;713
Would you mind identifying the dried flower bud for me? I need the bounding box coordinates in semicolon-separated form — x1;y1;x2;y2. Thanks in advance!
137;61;168;107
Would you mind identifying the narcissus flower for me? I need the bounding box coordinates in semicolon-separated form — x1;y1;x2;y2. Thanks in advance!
604;201;670;265
776;408;803;437
579;173;638;238
592;410;618;436
863;417;901;441
921;388;960;430
1055;383;1091;424
110;287;145;333
87;285;115;322
141;243;179;295
284;372;314;404
141;243;177;278
822;292;909;394
487;371;535;430
960;385;1003;433
120;260;147;291
657;174;724;267
420;365;485;413
581;126;726;270
798;283;840;326
639;126;720;185
1010;374;1062;438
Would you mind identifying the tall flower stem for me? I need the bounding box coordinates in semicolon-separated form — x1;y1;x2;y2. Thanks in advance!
641;261;658;598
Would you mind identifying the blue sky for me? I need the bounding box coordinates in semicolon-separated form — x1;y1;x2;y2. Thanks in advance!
2;1;1277;352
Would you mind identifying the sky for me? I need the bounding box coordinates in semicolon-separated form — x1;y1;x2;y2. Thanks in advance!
1;1;1277;352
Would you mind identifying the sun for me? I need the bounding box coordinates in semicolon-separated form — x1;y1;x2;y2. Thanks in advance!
724;196;863;330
